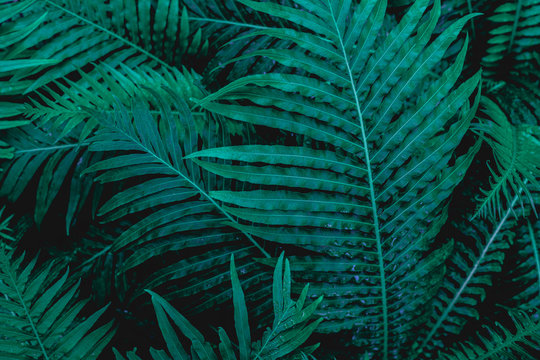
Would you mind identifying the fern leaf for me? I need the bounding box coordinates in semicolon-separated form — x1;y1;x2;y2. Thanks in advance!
501;217;540;310
0;207;14;242
0;125;101;232
123;253;322;360
482;0;540;73
188;0;481;357
0;0;52;159
416;192;522;356
0;245;114;359
81;87;270;305
25;63;207;141
473;97;540;219
439;309;540;360
231;255;251;360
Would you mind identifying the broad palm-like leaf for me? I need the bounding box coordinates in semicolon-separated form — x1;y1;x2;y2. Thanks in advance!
0;244;115;359
188;0;482;357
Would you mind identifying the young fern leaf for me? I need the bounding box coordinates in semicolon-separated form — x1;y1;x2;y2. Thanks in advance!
473;97;540;220
439;309;540;360
115;253;322;360
0;244;115;359
189;0;481;357
253;253;323;360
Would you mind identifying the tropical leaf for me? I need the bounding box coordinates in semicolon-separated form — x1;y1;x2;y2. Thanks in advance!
414;197;520;357
81;86;270;307
0;207;15;242
0;241;115;359
0;124;102;232
501;217;540;310
439;309;540;360
24;63;208;141
188;0;482;357
113;252;322;360
482;0;540;74
473;96;540;220
183;0;296;82
4;0;208;95
0;0;54;159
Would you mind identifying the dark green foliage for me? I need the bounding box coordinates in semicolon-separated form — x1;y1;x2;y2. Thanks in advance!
113;253;322;360
0;0;539;359
0;215;115;359
439;309;540;359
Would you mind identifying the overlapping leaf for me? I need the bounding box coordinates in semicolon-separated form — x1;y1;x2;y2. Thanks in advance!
188;0;482;357
82;87;269;307
0;125;102;232
473;97;540;220
113;253;322;360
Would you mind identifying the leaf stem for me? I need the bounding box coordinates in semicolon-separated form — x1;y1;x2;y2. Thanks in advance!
110;116;270;258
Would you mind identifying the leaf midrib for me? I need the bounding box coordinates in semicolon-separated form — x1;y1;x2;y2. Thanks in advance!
416;191;522;355
109;113;270;258
1;252;50;359
43;0;172;71
326;2;389;359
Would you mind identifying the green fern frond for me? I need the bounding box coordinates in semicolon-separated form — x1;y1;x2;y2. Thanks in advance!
103;0;209;66
0;0;210;101
482;0;540;73
81;88;271;304
501;217;540;310
25;63;207;141
439;309;540;360
0;244;115;359
1;63;216;234
0;0;55;159
0;207;14;242
0;125;101;232
414;203;518;357
187;0;481;356
114;252;322;360
473;97;540;219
